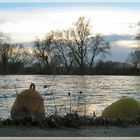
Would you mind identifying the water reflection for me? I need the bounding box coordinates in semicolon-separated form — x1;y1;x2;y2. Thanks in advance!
0;75;140;119
86;104;97;115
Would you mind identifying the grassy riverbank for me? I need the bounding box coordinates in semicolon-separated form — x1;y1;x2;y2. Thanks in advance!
0;113;140;136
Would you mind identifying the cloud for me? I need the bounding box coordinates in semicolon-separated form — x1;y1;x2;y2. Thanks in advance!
0;19;9;24
114;40;138;48
104;34;139;49
0;3;139;42
107;47;133;62
0;3;139;62
104;34;133;42
20;34;136;62
97;34;136;62
102;41;134;62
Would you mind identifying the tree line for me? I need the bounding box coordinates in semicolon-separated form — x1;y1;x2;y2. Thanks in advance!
0;17;140;75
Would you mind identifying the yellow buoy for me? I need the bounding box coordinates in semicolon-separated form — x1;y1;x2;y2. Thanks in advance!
11;83;45;121
102;97;140;119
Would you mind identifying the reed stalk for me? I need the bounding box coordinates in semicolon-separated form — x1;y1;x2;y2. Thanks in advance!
51;91;57;116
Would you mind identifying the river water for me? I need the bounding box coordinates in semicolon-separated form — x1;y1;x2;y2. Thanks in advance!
0;75;140;119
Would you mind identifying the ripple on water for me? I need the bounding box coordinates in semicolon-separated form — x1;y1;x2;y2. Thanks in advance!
0;75;140;119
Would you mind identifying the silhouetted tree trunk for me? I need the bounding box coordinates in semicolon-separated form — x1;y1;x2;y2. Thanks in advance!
0;44;11;74
87;34;110;73
128;48;140;68
33;34;53;74
52;31;74;74
127;33;140;68
2;54;8;74
68;17;91;74
0;43;26;74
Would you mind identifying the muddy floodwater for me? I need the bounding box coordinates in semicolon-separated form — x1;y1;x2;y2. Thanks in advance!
0;75;140;119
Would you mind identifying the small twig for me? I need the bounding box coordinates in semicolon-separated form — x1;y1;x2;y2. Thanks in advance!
68;92;72;113
52;91;57;116
43;73;56;93
14;84;19;95
59;92;71;113
84;95;86;117
76;91;82;113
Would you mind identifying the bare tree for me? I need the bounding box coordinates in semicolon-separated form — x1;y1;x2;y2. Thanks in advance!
128;48;140;68
52;30;74;74
127;32;140;68
68;16;91;74
32;17;110;74
87;34;110;72
0;43;11;73
0;43;26;74
33;34;53;74
66;17;110;74
50;54;62;73
9;44;27;63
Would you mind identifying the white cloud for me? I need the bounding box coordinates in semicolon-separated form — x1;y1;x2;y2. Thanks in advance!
114;40;138;48
0;5;140;43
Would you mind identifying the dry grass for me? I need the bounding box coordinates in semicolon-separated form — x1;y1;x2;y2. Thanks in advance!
1;113;140;129
1;91;140;129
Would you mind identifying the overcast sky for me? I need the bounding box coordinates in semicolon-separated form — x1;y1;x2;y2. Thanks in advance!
0;2;140;62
